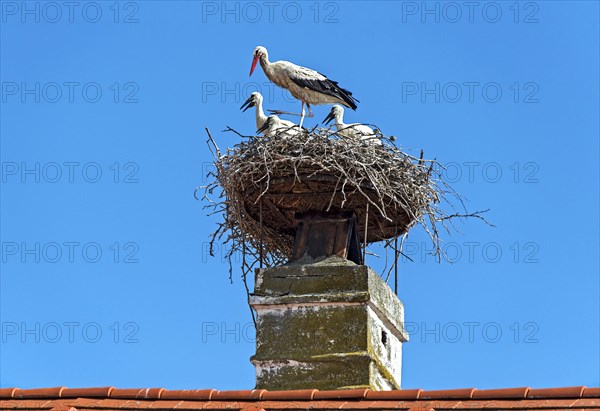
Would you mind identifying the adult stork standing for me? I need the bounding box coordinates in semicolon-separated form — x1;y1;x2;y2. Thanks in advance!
240;91;295;133
323;105;382;145
249;46;358;127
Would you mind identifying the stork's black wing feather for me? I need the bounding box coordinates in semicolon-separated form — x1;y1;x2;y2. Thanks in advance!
290;74;359;110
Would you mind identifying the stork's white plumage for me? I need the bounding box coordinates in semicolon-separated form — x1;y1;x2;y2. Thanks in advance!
323;105;382;145
240;92;295;133
249;46;358;127
256;114;303;138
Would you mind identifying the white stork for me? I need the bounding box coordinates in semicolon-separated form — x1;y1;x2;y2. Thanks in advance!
256;114;303;138
249;46;358;127
240;91;295;133
323;105;382;145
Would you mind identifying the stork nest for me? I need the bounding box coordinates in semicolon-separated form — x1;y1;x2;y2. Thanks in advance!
198;126;491;280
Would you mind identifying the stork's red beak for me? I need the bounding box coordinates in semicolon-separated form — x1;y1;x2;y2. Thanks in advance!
249;56;259;76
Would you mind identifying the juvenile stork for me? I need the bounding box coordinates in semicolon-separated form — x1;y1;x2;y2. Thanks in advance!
240;91;295;132
323;105;382;145
249;46;358;127
257;114;303;138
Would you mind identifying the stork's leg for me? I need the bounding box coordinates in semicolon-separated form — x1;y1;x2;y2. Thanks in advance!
299;101;306;128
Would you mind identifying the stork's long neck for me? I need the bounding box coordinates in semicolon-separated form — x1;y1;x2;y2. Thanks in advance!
255;99;267;129
259;55;274;79
333;113;345;130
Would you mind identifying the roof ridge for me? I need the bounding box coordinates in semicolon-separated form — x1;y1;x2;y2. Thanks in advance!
1;386;598;401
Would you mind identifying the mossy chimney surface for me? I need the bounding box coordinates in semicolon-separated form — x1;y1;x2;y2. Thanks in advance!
250;256;408;390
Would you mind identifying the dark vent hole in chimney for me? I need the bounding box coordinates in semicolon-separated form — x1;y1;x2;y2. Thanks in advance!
381;330;388;347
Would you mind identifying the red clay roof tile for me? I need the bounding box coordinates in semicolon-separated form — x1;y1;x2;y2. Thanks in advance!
527;386;586;399
176;400;218;409
260;389;317;400
313;388;370;400
211;390;260;400
109;388;164;399
114;399;158;409
336;400;376;409
147;400;185;408
471;399;543;409
48;405;77;411
0;388;17;399
365;389;422;400
159;389;216;400
583;387;600;398
419;388;475;399
573;398;600;407
13;387;66;398
61;398;105;408
61;387;114;398
471;387;530;399
93;398;138;408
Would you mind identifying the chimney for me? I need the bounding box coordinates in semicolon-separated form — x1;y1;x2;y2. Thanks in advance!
250;213;408;390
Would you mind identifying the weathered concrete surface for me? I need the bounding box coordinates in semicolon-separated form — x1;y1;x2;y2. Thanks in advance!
253;355;372;391
250;256;408;390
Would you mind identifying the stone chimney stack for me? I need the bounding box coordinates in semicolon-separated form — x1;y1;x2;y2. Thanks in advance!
250;255;408;390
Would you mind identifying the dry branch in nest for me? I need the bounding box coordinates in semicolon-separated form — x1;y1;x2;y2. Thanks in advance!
198;126;491;281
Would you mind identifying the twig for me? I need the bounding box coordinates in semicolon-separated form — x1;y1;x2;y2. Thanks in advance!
439;209;495;227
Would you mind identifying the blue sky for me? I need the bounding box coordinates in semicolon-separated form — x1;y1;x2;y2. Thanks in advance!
1;0;598;390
